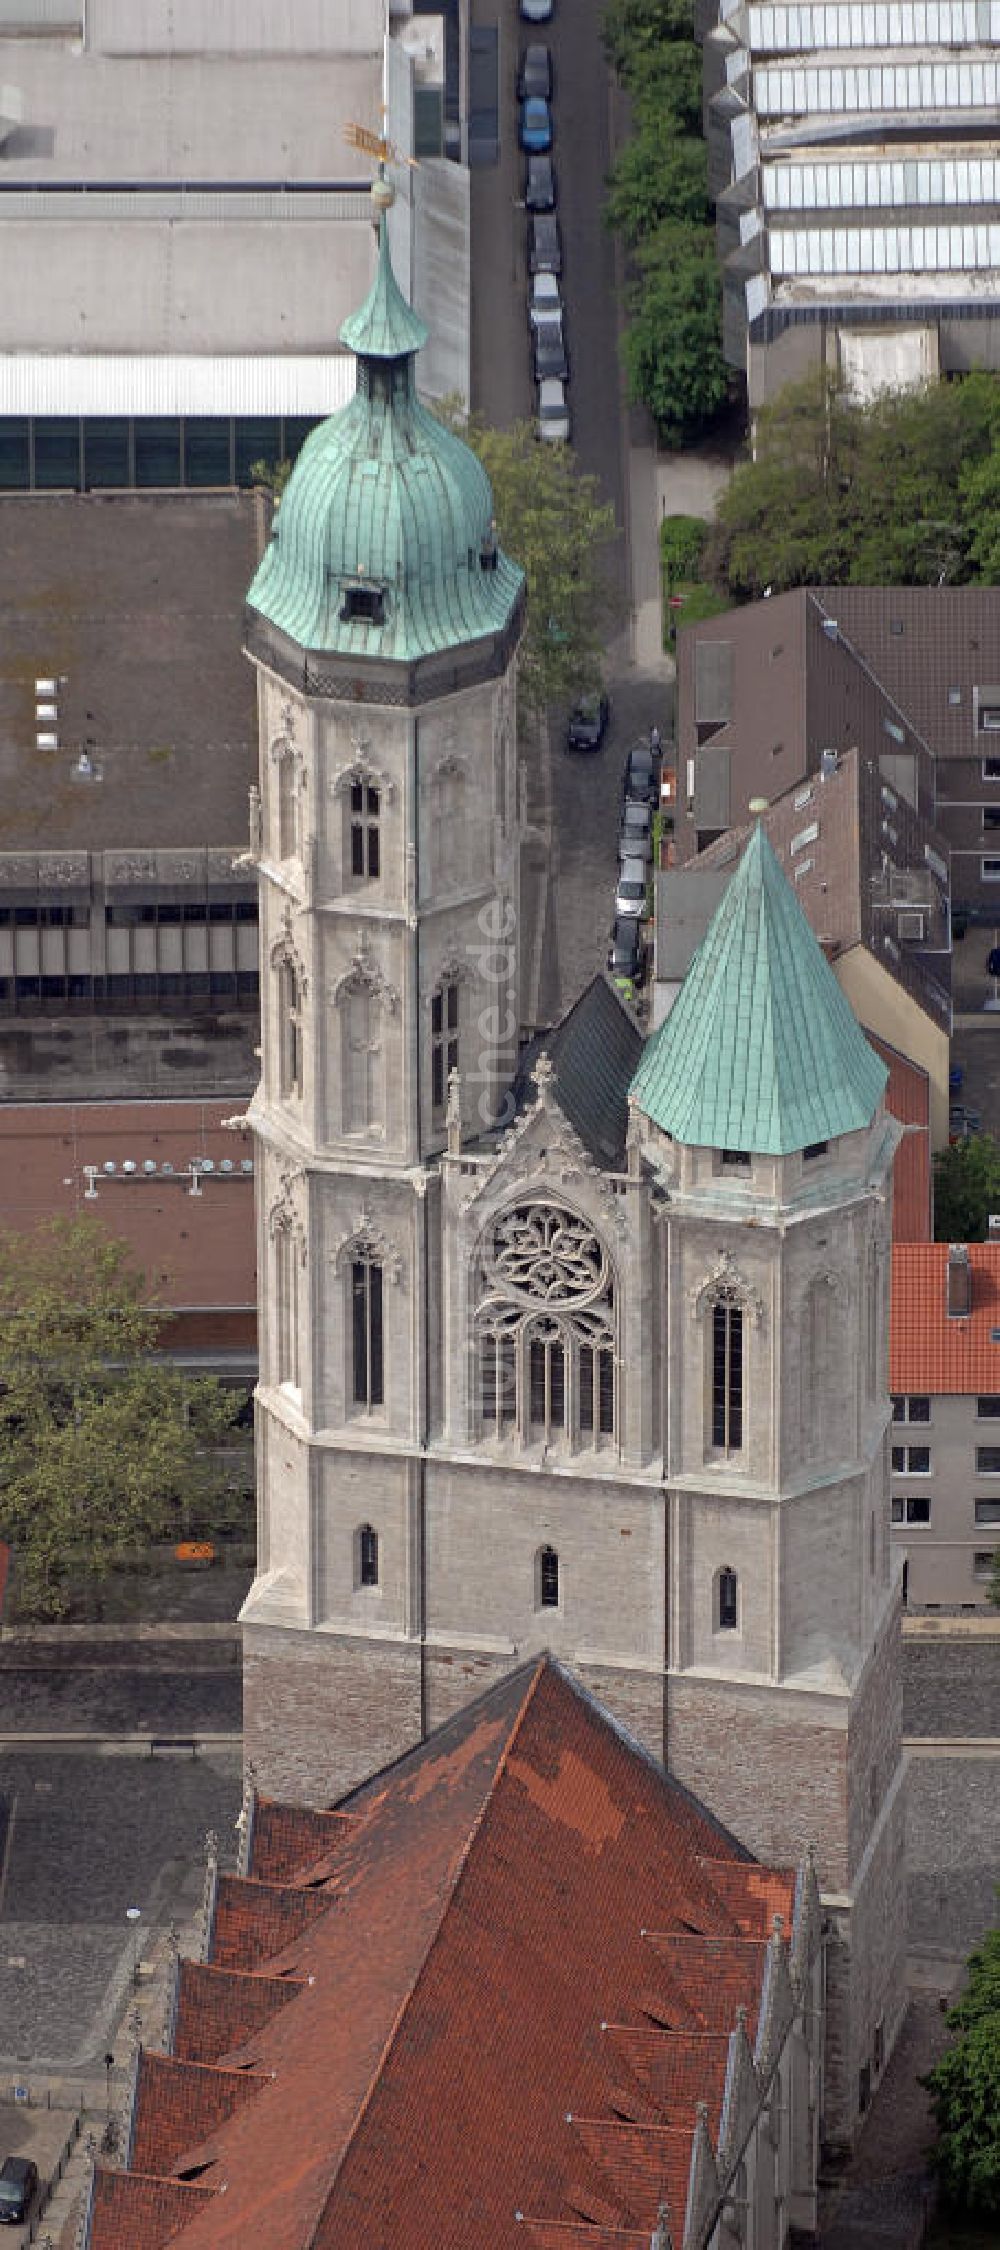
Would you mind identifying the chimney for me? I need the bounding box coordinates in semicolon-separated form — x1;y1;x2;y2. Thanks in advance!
947;1243;972;1319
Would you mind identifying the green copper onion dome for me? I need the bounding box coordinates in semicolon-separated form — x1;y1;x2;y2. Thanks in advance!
246;198;523;664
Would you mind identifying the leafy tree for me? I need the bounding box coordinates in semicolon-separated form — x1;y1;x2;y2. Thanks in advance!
0;1218;240;1617
923;1921;1000;2215
448;413;619;714
603;0;695;78
627;41;705;129
933;1137;1000;1244
605;127;709;239
623;223;729;450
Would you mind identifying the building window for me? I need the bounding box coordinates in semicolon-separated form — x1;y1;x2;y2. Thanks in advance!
982;856;1000;880
277;750;299;862
343;986;383;1136
474;1202;617;1452
358;1524;379;1588
873;2018;885;2076
341;583;386;626
716;1566;739;1631
985;808;1000;832
274;1226;300;1392
431;980;460;1115
891;1445;930;1474
720;1148;751;1172
973;1549;998;1579
891;1395;930;1423
975;1498;1000;1525
984;757;1000;779
891;1496;931;1526
351;1260;384;1410
977;1397;1000;1419
350;782;380;879
277;957;303;1099
980;705;1000;731
803;1140;828;1161
976;1446;1000;1473
538;1545;559;1609
712;1302;743;1453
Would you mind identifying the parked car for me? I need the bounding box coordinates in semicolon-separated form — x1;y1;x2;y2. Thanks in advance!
0;2157;38;2225
519;94;552;151
608;915;647;985
525;154;556;211
518;42;552;98
566;693;610;752
530;212;562;275
615;857;648;920
521;0;553;17
988;945;1000;977
529;271;562;326
532;312;567;382
622;741;659;808
619;799;653;861
536;377;570;445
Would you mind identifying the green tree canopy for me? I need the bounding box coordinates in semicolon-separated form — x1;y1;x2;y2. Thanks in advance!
0;1217;240;1617
707;369;1000;600
923;1921;1000;2215
933;1137;1000;1244
603;0;695;78
605;126;709;240
623;223;729;450
450;414;619;714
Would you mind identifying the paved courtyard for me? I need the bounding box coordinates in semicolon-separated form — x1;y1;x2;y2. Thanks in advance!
0;1748;241;2070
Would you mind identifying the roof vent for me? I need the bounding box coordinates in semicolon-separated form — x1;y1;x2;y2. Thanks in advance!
820;747;839;779
947;1242;972;1320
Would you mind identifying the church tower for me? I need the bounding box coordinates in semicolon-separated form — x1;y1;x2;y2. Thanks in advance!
240;187;525;1792
629;824;907;2146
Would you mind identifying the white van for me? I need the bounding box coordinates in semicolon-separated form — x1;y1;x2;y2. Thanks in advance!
537;377;570;445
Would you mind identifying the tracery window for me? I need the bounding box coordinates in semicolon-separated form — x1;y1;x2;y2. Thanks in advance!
277;956;303;1100
277;747;300;862
475;1201;616;1450
343;985;383;1136
350;781;380;879
274;1223;300;1392
712;1301;743;1454
352;1259;384;1411
431;980;460;1116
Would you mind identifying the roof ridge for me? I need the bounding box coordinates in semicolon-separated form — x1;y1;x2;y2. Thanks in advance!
305;1657;549;2249
141;2053;272;2082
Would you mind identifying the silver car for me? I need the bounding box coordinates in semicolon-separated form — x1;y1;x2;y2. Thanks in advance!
619;800;652;863
615;857;647;920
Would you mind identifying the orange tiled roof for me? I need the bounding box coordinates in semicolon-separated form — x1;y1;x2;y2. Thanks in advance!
86;1660;803;2250
172;1963;305;2067
88;2169;214;2250
250;1801;360;1885
130;2055;271;2177
891;1243;1000;1391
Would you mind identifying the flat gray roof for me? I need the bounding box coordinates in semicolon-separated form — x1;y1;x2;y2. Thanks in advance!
0;491;259;851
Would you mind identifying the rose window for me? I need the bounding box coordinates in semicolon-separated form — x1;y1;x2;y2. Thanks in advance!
489;1203;607;1305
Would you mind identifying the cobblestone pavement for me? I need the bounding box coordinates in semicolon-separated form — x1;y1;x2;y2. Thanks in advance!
0;1748;241;2069
818;1976;960;2250
0;1663;242;1736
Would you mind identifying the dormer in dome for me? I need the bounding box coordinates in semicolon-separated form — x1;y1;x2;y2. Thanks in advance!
245;201;524;689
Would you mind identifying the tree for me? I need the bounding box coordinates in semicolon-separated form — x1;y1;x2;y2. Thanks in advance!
603;0;695;78
622;223;730;450
605;126;709;240
933;1137;1000;1244
0;1218;240;1617
923;1920;1000;2215
450;414;619;714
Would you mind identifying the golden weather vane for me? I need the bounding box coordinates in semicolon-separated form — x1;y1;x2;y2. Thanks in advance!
344;119;418;172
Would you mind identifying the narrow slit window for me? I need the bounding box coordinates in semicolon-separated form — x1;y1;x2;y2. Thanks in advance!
712;1302;743;1453
539;1545;559;1608
359;1523;379;1587
431;981;460;1115
350;782;380;880
351;1260;384;1410
717;1566;738;1631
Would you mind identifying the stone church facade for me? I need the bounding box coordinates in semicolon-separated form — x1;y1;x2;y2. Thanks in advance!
240;197;906;2153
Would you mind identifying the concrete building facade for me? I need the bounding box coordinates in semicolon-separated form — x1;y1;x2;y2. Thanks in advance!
890;1240;1000;1607
240;208;907;2153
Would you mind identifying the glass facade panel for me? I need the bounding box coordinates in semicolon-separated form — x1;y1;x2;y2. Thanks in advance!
235;419;281;484
184;418;233;487
0;420;30;488
34;419;81;489
134;417;182;487
84;419;131;488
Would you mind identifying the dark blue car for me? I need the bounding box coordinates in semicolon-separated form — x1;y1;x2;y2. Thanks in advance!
519;95;552;151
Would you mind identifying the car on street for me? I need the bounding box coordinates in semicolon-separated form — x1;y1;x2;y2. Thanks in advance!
566;692;610;752
615;857;648;920
619;799;653;861
521;0;553;17
525;154;556;211
608;915;648;986
989;945;1000;977
530;212;562;274
518;42;552;98
532;312;567;382
529;271;562;326
519;94;552;151
622;741;659;808
536;377;570;445
0;2157;39;2225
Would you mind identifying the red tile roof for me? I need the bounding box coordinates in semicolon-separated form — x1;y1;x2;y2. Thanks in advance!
250;1801;359;1885
891;1243;1000;1391
172;1963;305;2067
86;1660;804;2250
867;1036;932;1244
209;1876;328;1973
88;2169;214;2250
130;2055;271;2177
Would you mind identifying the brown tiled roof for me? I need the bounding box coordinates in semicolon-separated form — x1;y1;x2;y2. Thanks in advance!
130;2055;271;2177
172;1963;306;2067
209;1876;328;1973
88;2169;214;2250
811;586;1000;763
250;1801;360;1885
87;1660;801;2250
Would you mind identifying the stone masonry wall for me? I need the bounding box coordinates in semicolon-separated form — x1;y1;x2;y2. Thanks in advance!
242;1623;422;1806
667;1677;850;1888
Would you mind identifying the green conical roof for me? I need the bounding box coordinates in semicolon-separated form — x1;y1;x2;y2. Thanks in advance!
630;825;887;1154
246;215;523;666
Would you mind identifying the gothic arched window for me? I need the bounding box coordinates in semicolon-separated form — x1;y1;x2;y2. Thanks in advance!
716;1565;738;1632
350;780;380;880
277;747;299;863
474;1201;616;1451
712;1301;743;1453
343;985;383;1136
352;1258;384;1411
357;1523;380;1588
271;1217;304;1396
277;955;303;1100
538;1545;560;1610
430;978;460;1118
